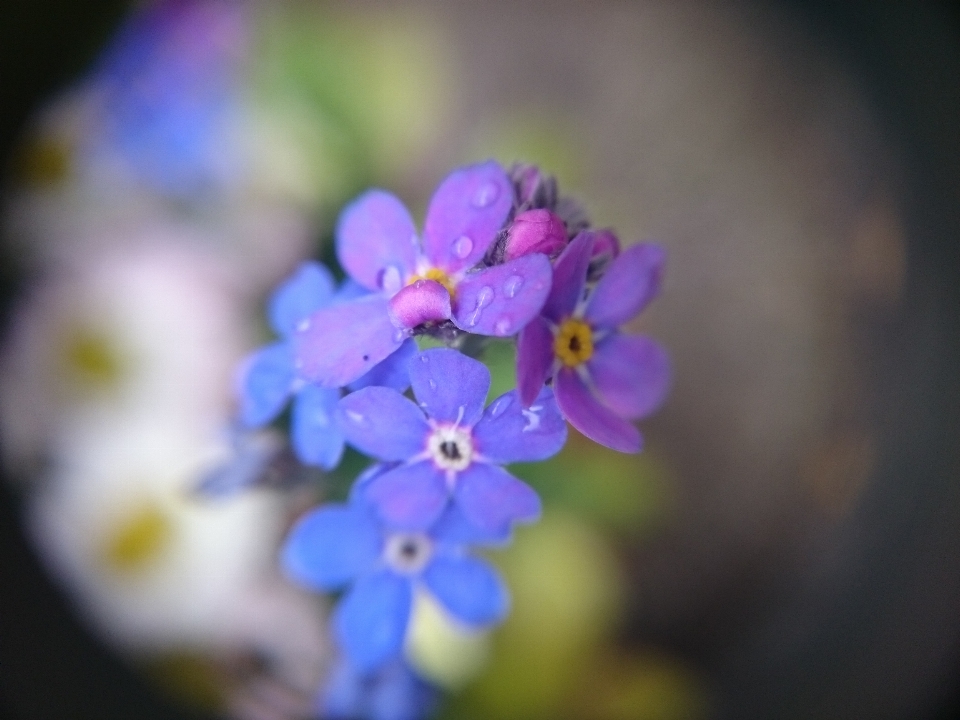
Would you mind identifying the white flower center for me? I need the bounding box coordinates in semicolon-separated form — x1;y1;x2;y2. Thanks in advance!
426;424;473;472
384;532;433;574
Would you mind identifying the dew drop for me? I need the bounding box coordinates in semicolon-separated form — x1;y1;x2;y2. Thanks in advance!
503;275;524;298
453;236;474;259
420;355;429;363
345;410;366;425
381;265;402;294
296;318;311;332
393;328;407;343
467;286;495;327
489;395;512;418
494;317;512;335
428;379;438;390
471;181;500;208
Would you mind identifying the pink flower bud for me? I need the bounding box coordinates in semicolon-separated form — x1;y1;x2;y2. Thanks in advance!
503;209;567;261
590;229;621;261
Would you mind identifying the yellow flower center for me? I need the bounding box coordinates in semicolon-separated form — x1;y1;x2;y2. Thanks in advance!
408;267;456;297
101;503;174;573
554;318;594;367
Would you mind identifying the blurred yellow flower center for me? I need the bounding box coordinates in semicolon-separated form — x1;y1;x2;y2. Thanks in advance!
62;326;126;389
102;503;174;573
555;318;594;367
409;267;456;297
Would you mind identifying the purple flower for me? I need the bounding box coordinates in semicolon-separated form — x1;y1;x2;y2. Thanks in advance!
321;656;437;720
516;232;671;453
336;348;566;538
238;262;416;469
503;209;568;261
282;497;510;672
293;162;553;388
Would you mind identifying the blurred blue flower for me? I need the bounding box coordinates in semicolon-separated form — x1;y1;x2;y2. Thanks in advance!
336;348;565;538
282;496;510;672
321;657;437;720
238;261;416;470
293;161;553;388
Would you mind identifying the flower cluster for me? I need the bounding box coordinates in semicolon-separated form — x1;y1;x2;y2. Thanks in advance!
237;160;670;718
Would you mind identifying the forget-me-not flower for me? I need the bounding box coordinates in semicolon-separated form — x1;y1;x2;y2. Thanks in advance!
335;348;566;538
239;261;416;469
320;656;437;720
516;232;671;453
282;495;510;672
293;162;553;388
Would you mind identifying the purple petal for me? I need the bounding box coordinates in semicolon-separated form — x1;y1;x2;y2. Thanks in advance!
454;464;541;535
554;367;642;453
332;278;372;304
365;461;449;530
238;342;294;427
503;209;568;262
349;338;417;393
294;296;409;388
408;348;490;426
541;231;593;323
584;243;666;328
281;504;381;591
334;570;412;672
473;387;566;464
387;280;452;329
292;385;345;469
337;388;429;461
268;261;337;338
336;190;419;291
451;254;551;337
422;161;512;274
588;334;671;419
349;462;401;505
516;315;555;407
423;555;509;626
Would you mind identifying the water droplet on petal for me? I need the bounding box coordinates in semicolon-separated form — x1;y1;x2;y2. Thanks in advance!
381;265;402;294
467;286;495;327
489;395;512;418
471;181;500;208
503;275;524;298
453;236;474;259
428;379;438;390
495;317;512;335
296;318;311;332
393;328;407;343
345;410;366;425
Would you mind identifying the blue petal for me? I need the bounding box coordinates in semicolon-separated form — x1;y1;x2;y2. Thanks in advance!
350;338;417;393
281;505;382;591
473;386;567;463
454;463;541;536
338;388;429;461
294;295;409;388
369;661;438;720
292;385;345;470
334;570;413;672
423;554;510;626
541;231;592;323
268;261;337;338
365;461;449;531
239;342;295;427
337;190;419;292
451;254;552;338
584;243;665;329
333;278;372;304
320;658;366;719
408;348;490;426
350;462;401;505
431;502;512;547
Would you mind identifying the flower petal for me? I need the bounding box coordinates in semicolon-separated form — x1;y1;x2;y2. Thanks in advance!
422;161;512;274
451;254;552;337
409;348;490;426
423;555;510;626
268;261;337;338
584;243;665;328
387;280;452;329
365;461;449;531
337;189;419;291
430;503;512;546
334;570;412;672
516;315;554;407
294;295;409;388
588;334;671;419
238;342;294;427
349;338;417;393
473;387;566;464
455;464;541;535
554;367;642;453
281;504;381;591
337;387;429;461
541;231;593;323
292;385;345;469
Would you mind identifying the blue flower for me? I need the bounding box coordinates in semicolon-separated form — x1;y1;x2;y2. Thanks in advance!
282;494;510;672
321;657;437;720
238;261;417;469
335;348;566;538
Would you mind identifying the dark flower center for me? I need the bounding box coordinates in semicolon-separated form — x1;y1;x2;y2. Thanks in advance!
439;440;462;460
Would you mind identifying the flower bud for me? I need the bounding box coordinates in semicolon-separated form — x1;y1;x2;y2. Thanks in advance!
503;209;567;261
590;229;620;261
